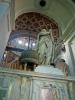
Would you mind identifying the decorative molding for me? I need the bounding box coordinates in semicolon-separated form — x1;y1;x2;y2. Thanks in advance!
0;68;75;82
62;16;75;42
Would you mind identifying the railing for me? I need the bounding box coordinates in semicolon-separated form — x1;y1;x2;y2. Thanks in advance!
0;68;75;100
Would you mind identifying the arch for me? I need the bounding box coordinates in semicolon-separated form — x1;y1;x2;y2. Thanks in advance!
14;12;60;42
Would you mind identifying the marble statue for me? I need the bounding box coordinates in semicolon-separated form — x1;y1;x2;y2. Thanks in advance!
37;29;55;65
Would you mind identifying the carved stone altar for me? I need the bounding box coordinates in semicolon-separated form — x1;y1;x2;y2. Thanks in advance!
34;65;69;100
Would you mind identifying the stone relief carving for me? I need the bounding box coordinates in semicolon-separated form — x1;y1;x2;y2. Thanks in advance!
32;79;69;100
41;86;60;100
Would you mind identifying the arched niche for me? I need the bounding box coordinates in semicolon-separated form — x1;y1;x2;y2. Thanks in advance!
10;12;61;42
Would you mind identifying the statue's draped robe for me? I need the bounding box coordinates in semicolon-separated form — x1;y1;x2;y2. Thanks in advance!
37;29;54;65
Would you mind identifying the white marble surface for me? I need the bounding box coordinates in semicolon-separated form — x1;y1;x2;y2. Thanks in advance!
35;65;64;75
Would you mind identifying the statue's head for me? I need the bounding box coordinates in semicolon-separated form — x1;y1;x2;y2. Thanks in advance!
40;29;50;35
41;29;46;32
